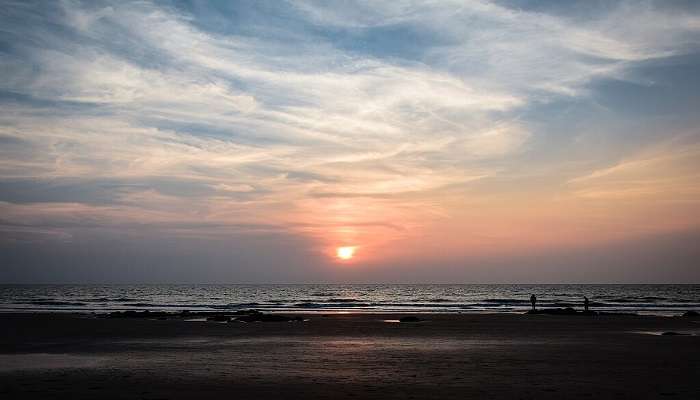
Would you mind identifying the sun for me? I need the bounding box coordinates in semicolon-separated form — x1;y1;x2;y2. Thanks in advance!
336;246;356;260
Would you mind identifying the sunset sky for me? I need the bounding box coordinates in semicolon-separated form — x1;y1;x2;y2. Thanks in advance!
1;0;699;283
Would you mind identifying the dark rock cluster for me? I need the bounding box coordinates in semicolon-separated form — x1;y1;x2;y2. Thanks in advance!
236;311;303;322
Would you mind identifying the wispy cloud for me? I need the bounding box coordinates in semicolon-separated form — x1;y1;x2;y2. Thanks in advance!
568;137;700;203
1;0;699;265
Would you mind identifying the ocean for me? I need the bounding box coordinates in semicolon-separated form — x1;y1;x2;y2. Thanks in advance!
1;284;698;316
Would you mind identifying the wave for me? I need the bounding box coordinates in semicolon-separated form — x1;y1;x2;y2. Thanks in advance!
22;301;87;306
549;302;577;307
293;298;363;304
294;302;372;308
124;303;214;308
606;297;673;303
328;298;361;303
412;298;452;303
481;299;530;304
606;298;639;303
79;297;111;303
376;302;468;308
211;303;260;309
592;303;700;309
81;297;139;303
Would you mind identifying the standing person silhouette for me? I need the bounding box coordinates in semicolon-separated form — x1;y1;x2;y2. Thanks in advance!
530;294;537;311
584;296;589;312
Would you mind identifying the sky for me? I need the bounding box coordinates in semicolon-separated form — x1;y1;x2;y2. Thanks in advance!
1;0;700;283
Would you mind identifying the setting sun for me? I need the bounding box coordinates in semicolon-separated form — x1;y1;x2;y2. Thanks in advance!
336;246;356;260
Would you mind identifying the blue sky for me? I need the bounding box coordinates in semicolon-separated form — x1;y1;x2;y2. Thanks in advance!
1;1;699;283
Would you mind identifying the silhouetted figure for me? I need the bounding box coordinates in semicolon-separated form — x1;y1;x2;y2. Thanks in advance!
584;296;589;312
530;294;536;311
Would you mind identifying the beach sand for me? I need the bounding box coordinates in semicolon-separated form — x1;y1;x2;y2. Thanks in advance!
1;313;698;399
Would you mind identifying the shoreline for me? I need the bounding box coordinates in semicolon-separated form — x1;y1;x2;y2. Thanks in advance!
0;307;696;317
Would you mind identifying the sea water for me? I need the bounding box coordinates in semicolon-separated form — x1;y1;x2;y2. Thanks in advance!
1;284;698;315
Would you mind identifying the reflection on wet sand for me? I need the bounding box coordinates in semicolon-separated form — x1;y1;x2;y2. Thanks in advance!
0;353;106;371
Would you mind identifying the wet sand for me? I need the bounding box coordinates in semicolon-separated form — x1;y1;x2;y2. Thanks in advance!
1;313;698;399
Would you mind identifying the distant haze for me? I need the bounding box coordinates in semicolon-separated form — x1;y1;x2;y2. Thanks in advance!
1;1;699;283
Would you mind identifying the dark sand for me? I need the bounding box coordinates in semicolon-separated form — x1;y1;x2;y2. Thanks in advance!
1;313;699;399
